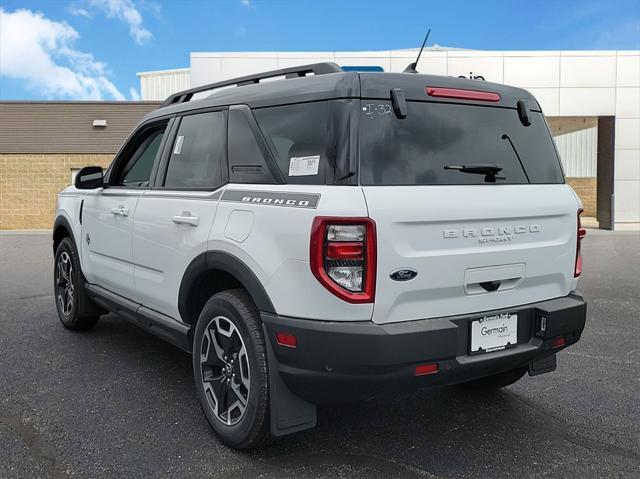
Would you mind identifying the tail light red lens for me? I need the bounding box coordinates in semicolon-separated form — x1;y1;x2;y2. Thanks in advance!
275;332;297;348
310;217;376;303
426;86;501;102
551;336;566;349
415;363;439;376
326;242;364;260
575;209;586;277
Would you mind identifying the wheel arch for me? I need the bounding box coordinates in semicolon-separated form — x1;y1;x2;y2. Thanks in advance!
178;251;276;327
53;215;76;255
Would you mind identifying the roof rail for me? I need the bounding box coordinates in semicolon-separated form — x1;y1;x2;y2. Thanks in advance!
160;62;343;108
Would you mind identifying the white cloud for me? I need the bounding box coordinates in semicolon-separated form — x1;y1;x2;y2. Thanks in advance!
129;86;140;101
0;8;125;100
89;0;151;45
69;7;91;17
240;0;251;7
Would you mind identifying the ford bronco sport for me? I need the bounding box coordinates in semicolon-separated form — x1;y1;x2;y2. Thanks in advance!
53;62;587;449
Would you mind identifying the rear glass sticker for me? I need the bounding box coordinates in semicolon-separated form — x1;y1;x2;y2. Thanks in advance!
173;135;184;155
288;155;320;176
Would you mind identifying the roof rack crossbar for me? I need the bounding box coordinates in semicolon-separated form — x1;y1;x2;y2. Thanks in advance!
160;62;343;107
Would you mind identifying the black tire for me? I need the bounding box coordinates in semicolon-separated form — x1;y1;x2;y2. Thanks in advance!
462;367;528;390
54;237;101;330
192;289;271;450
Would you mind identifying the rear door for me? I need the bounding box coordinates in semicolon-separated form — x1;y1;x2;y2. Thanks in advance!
132;109;227;320
359;99;580;324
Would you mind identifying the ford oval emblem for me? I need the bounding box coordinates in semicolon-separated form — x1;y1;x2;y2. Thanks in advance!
390;269;418;281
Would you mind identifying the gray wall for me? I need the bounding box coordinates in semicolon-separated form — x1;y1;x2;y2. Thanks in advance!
0;102;160;154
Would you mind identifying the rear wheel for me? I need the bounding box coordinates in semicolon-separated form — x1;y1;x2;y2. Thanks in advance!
54;237;101;330
462;367;527;390
192;289;271;449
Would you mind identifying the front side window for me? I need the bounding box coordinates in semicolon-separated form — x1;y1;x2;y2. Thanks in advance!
163;111;226;189
114;126;166;187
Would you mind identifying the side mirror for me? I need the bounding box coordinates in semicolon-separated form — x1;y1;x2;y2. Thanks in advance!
74;166;104;189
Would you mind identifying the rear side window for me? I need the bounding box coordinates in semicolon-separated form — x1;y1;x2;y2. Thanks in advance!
359;101;564;186
253;102;330;185
163;111;226;189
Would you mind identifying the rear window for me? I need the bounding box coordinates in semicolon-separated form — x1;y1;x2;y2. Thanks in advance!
359;101;564;186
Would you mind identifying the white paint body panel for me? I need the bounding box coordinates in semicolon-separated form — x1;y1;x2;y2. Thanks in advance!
80;189;141;298
362;184;581;324
211;184;372;321
57;180;580;326
132;189;221;320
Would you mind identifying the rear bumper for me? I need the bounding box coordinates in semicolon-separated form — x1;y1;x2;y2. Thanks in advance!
262;293;586;404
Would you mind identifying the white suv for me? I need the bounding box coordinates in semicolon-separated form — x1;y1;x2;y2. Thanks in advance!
53;63;587;449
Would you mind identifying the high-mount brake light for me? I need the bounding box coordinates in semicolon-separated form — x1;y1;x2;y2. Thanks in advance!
575;208;587;277
426;86;501;102
310;217;376;303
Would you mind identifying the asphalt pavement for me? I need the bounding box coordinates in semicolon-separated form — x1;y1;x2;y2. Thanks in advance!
0;231;639;478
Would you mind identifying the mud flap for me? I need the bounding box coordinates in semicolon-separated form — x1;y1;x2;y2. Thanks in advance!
529;353;557;376
263;325;317;437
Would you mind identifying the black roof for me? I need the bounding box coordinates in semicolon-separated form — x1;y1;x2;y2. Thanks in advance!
143;63;539;123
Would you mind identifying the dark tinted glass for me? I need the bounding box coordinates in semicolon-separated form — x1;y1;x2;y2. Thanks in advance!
228;107;278;184
253;102;330;185
164;111;226;189
359;101;564;186
117;128;165;187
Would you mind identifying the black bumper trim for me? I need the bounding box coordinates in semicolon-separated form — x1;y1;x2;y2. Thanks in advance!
262;293;586;403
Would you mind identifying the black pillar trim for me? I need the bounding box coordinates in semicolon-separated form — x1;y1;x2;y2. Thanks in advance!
596;116;615;230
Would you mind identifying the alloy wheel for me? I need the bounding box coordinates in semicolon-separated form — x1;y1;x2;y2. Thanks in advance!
56;251;74;316
200;316;251;426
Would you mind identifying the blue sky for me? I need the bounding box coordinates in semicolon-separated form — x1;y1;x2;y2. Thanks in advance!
1;0;639;101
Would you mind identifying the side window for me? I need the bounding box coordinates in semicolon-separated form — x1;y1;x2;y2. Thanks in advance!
163;111;226;189
113;125;166;187
253;102;329;185
227;106;279;184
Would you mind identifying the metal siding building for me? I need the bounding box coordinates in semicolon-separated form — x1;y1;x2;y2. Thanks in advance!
137;68;191;102
0;102;160;154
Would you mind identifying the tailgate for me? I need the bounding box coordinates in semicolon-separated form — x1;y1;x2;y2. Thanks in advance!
364;184;579;324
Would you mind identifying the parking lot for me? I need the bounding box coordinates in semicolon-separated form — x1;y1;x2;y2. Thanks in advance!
0;231;638;478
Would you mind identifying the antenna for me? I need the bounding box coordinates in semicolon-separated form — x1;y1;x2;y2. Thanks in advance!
404;28;431;73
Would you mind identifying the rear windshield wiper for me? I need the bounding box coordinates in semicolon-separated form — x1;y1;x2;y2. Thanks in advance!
444;164;504;183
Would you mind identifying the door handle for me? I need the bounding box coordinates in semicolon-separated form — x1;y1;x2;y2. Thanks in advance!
172;212;199;226
110;205;129;216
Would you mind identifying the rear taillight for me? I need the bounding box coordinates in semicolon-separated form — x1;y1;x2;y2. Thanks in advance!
310;217;376;303
575;208;587;277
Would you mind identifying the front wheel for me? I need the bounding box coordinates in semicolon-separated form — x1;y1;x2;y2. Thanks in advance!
192;289;271;449
54;237;100;330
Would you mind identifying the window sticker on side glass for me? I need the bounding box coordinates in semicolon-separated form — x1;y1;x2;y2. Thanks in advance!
173;135;184;155
289;155;320;176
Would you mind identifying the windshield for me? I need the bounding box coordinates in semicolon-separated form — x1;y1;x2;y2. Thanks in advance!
359;100;564;186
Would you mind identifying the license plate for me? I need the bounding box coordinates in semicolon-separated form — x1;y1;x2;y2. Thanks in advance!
470;313;518;354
